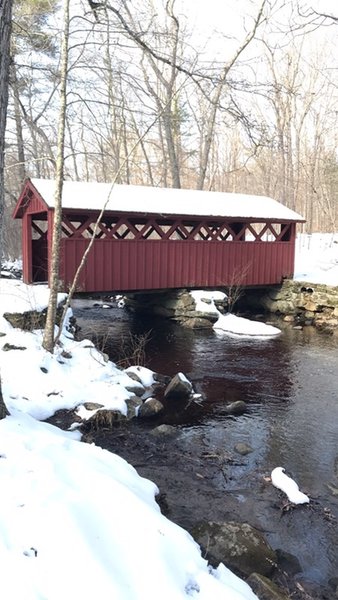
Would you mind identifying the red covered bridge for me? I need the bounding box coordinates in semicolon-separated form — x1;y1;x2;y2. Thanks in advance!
13;178;305;293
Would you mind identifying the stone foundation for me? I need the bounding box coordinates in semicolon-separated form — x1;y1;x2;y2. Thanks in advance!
238;280;338;334
125;290;227;328
125;281;338;334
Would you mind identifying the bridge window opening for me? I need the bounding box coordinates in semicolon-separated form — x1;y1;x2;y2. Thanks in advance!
31;218;47;240
280;224;291;241
57;214;292;244
31;218;48;283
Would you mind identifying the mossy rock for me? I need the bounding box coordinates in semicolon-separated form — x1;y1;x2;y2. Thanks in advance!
192;520;277;578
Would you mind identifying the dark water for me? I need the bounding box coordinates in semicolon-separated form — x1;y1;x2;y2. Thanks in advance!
73;298;338;588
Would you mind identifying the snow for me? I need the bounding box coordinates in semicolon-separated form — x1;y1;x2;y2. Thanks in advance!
271;468;310;505
178;371;191;385
190;290;226;316
294;233;338;286
0;279;259;600
189;290;281;338
213;313;281;337
125;365;156;387
0;279;67;317
28;178;304;222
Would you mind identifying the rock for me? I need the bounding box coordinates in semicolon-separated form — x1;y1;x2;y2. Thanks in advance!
84;409;126;430
2;343;27;351
234;442;253;455
125;370;143;384
192;520;277;578
326;482;338;497
304;301;318;312
125;396;142;419
138;398;164;418
150;424;177;437
225;400;247;415
164;372;193;399
182;317;214;329
83;402;104;411
328;577;338;596
3;302;65;331
275;549;301;576
124;379;145;397
246;573;289;600
283;315;294;322
153;372;171;385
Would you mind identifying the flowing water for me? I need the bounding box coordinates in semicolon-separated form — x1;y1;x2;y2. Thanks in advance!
73;298;338;591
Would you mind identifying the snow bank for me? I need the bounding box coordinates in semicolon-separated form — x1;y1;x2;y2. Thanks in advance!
0;279;67;316
294;233;338;286
213;313;281;337
0;282;142;420
0;280;259;599
0;414;258;600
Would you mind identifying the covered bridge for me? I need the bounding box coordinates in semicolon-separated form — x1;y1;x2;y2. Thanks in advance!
13;178;305;293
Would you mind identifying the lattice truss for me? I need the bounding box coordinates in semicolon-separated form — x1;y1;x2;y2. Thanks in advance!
31;215;292;242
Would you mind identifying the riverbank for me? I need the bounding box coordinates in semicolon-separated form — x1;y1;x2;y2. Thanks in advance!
0;278;264;600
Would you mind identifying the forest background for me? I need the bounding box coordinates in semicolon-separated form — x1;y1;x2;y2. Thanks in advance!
2;0;338;258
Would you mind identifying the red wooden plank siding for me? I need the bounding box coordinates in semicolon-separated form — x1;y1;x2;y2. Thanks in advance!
22;213;32;284
60;238;295;293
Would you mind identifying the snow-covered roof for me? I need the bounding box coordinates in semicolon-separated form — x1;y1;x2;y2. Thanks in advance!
29;178;305;222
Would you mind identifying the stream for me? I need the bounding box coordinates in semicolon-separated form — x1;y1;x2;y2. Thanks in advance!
72;297;338;597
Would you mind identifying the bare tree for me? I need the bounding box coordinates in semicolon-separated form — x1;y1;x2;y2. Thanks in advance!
42;0;70;353
0;0;13;417
0;0;13;264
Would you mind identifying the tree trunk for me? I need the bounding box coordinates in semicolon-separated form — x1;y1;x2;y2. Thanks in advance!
0;0;13;263
10;61;26;186
42;0;70;353
0;378;9;419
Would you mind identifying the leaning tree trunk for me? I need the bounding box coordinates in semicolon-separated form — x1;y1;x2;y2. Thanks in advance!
0;0;13;263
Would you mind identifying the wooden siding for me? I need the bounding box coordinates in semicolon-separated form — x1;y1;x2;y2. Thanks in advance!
60;238;296;293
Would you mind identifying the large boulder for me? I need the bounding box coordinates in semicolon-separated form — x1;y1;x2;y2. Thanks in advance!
192;520;277;578
164;372;193;399
182;317;214;329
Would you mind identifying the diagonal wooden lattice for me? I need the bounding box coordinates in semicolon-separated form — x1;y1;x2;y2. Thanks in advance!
60;214;291;242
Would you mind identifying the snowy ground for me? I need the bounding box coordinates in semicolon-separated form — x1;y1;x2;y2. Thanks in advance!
0;279;259;600
294;232;338;286
0;232;336;599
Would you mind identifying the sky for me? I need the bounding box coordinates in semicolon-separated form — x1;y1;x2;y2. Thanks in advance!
0;234;337;599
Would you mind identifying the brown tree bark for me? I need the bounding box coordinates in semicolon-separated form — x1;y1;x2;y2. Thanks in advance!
42;0;70;353
0;0;13;263
0;378;9;419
